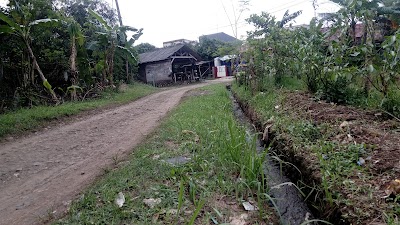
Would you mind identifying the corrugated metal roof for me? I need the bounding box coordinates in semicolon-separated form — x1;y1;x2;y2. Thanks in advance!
200;32;238;43
139;44;185;64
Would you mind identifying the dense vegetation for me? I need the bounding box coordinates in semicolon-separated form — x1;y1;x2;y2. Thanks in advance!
239;0;400;117
0;0;143;112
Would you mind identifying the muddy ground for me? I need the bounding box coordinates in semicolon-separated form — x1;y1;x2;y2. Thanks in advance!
0;78;232;225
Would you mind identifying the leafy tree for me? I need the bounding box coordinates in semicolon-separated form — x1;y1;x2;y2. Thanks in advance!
58;0;118;27
0;0;144;110
195;37;239;61
0;5;60;103
135;42;156;54
246;10;302;85
88;9;141;86
65;17;84;100
119;30;142;83
242;0;400;111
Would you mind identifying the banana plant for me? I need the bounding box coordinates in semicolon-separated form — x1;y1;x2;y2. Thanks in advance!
120;30;142;83
65;18;84;100
88;9;141;86
0;10;60;103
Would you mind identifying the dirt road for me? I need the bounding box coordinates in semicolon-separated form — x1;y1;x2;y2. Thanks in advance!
0;79;231;225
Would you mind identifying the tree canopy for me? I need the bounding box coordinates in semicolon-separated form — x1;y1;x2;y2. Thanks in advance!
135;43;156;54
0;0;143;110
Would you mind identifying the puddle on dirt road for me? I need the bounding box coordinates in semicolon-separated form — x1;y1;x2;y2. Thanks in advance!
227;85;315;225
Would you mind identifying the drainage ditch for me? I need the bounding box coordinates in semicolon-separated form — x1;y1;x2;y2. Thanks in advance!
227;85;316;225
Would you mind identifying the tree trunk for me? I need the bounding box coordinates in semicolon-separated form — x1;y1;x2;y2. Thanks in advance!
351;14;356;45
24;38;59;104
70;37;78;101
0;58;3;82
21;53;28;87
108;44;115;87
125;56;129;83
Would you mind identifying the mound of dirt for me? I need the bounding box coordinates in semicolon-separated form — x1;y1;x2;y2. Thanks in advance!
283;92;400;174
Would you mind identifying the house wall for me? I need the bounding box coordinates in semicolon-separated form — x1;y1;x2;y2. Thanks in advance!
144;60;172;84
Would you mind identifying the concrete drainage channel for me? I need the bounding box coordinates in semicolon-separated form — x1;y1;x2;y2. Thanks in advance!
227;85;316;225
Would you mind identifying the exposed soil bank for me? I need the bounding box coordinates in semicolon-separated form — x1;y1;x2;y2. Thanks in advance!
230;89;347;224
231;87;400;224
228;85;315;225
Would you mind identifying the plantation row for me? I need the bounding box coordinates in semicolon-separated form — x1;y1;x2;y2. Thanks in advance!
240;0;400;116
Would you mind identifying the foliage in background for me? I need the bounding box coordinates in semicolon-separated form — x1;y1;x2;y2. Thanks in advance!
195;37;241;61
135;42;156;54
0;0;143;112
241;0;400;116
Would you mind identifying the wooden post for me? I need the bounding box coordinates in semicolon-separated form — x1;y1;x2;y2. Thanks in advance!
198;65;201;80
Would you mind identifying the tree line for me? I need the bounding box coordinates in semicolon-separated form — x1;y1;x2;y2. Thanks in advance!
239;0;400;116
0;0;143;110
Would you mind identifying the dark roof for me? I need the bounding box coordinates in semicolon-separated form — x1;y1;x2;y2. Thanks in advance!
200;32;238;43
321;24;384;42
139;44;201;64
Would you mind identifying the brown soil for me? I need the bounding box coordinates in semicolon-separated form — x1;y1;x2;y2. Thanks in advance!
283;92;400;174
234;90;400;224
0;78;232;225
281;92;400;224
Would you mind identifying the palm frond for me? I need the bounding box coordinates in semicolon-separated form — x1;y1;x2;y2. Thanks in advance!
279;10;302;28
0;12;20;31
28;18;59;27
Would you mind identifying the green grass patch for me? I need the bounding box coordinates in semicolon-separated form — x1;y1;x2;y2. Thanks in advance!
55;84;277;225
232;82;400;224
279;76;306;91
0;83;157;138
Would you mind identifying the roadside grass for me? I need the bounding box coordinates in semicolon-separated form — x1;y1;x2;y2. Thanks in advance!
279;76;306;91
232;82;400;224
0;83;157;138
55;84;278;225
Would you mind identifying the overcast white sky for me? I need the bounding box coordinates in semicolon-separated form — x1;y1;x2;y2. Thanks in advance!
0;0;340;47
107;0;340;47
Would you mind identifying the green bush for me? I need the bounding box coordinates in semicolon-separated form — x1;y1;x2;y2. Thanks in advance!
381;89;400;117
319;75;352;104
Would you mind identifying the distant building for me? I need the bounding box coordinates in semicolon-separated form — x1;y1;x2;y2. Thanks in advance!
321;23;385;44
163;39;197;48
199;32;239;43
138;44;201;85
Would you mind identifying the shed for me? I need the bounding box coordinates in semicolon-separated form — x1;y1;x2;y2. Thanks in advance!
138;44;201;85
